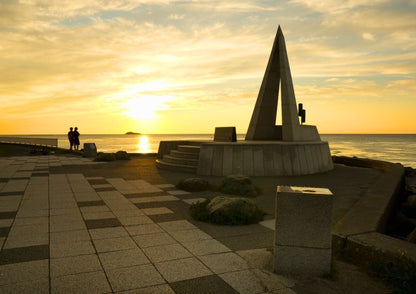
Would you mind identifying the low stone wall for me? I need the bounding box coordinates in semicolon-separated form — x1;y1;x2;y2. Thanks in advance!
197;141;333;176
332;157;416;268
0;136;58;148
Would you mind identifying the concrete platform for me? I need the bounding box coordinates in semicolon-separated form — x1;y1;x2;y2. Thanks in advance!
0;152;392;293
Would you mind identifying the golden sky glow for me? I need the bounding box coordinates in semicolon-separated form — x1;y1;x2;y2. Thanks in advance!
1;0;416;134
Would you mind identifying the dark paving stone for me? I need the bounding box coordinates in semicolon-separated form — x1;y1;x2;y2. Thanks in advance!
32;173;49;177
94;187;116;192
170;275;238;294
77;200;106;207
0;226;11;237
0;244;49;265
0;178;9;183
124;191;169;198
0;211;17;219
87;179;108;185
149;213;184;223
8;177;30;180
218;232;274;251
34;168;49;171
85;218;122;229
0;191;24;197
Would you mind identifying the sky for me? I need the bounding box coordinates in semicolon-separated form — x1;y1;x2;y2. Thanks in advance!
1;0;415;135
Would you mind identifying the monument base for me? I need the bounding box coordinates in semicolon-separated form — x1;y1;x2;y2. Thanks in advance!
197;141;333;176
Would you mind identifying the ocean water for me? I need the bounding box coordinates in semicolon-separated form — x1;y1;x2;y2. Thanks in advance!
2;134;415;168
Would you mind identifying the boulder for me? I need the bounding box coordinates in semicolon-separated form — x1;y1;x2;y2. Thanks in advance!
94;152;116;162
115;150;130;160
177;178;209;192
206;196;264;225
219;174;258;197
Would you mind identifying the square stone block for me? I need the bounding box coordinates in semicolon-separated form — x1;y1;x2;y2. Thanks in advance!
83;143;97;158
274;245;331;276
275;186;333;249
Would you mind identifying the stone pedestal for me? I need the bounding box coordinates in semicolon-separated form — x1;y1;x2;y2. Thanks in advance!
83;143;97;158
274;186;333;276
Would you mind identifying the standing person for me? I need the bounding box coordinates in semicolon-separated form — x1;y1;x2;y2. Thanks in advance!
73;127;80;150
68;127;74;151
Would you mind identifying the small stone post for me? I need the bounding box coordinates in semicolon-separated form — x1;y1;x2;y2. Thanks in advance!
83;143;97;158
274;186;333;276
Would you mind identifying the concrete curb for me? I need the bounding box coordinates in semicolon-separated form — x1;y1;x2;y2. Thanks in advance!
332;156;415;268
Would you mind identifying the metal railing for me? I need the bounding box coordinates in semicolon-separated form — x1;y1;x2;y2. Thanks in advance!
0;137;58;148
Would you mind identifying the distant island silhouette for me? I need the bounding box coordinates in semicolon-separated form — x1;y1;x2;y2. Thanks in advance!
125;132;141;135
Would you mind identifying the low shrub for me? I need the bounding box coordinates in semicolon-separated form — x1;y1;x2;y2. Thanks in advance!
219;174;258;197
94;152;116;162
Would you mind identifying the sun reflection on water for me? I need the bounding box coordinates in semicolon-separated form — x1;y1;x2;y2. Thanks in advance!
137;136;151;153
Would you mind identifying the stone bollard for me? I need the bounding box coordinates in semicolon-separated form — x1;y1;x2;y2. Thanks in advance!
83;143;97;158
274;186;333;276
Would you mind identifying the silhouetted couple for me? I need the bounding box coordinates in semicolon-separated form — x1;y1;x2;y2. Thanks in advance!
68;127;80;151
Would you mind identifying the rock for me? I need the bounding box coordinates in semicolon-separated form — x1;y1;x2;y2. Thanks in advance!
94;153;116;162
406;184;416;194
407;227;416;244
220;174;258;197
206;196;264;225
115;150;130;160
176;178;209;192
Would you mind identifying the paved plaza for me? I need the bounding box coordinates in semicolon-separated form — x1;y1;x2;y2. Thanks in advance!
0;155;296;293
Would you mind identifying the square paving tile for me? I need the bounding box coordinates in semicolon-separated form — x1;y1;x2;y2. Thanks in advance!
0;211;17;219
182;239;231;256
0;278;49;293
0;244;49;265
12;216;48;227
89;227;128;240
93;236;137;253
133;232;176;248
118;215;153;226
99;248;149;270
159;220;197;232
259;219;275;230
169;229;212;243
199;252;250;274
85;218;122;229
219;269;265;294
106;264;165;292
169;275;238;294
141;207;173;216
155;257;212;283
50;240;95;258
51;270;111;293
50;254;102;278
126;224;162;236
50;229;90;244
0;259;48;285
142;243;192;263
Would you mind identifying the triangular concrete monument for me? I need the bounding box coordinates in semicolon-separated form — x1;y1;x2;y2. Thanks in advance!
246;26;321;142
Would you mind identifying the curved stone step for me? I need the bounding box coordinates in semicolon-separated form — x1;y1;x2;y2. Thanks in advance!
177;145;201;154
163;155;199;166
156;159;197;173
170;150;199;160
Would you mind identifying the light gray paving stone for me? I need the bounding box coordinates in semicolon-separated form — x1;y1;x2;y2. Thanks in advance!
50;219;86;232
259;219;275;230
106;264;165;292
167;190;191;195
15;208;49;218
182;198;207;205
51;270;111;294
142;243;192;263
4;231;48;248
126;224;162;236
182;239;231;256
99;248;149;270
73;192;101;202
159;220;197;232
13;216;48;227
82;211;116;220
118;215;153;226
89;227;129;240
128;180;163;193
116;284;175;294
50;240;95;258
199;252;250;274
50;254;102;278
0;278;49;294
168;228;212;243
133;232;176;248
219;269;265;294
0;260;48;285
93;236;137;253
155;257;212;283
141;207;173;215
50;229;91;244
0;219;13;227
129;195;179;204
